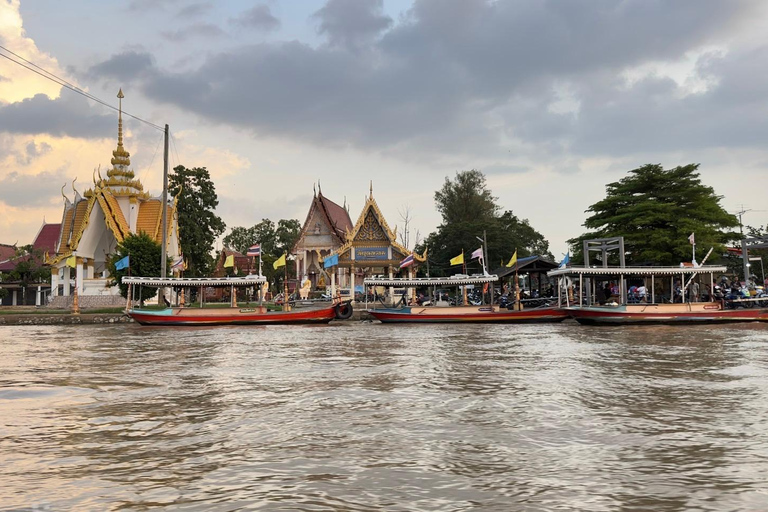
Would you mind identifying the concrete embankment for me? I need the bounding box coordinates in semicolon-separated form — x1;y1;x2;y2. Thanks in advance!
0;313;133;325
0;308;375;325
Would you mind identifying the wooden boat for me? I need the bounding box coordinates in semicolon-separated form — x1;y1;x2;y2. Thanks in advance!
363;274;568;323
122;276;348;326
548;264;768;325
368;304;567;323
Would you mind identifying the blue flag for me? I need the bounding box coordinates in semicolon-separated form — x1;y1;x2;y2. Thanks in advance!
558;252;569;269
323;254;339;268
115;255;130;271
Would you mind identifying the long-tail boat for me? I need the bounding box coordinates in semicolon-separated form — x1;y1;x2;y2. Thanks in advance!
363;274;568;323
123;276;349;326
547;265;768;325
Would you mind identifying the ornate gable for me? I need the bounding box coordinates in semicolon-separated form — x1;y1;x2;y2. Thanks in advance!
335;184;425;264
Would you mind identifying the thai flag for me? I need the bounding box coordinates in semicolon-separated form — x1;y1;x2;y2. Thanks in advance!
399;253;414;269
247;244;261;257
171;256;184;270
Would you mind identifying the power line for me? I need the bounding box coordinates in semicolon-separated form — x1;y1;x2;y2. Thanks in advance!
0;44;164;132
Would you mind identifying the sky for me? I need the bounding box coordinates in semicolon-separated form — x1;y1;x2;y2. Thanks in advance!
2;0;768;260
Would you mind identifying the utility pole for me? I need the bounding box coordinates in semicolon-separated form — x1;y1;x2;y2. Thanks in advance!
160;124;169;301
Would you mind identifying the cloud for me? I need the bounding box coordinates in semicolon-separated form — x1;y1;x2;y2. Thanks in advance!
161;23;225;42
230;5;280;32
86;51;155;83
86;0;765;165
14;140;53;165
313;0;392;49
0;93;114;138
177;2;213;19
0;169;68;207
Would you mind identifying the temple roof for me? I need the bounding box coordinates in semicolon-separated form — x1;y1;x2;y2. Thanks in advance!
336;185;425;263
293;188;353;252
32;223;61;255
0;243;16;263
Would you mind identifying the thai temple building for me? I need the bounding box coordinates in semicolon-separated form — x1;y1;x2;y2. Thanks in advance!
331;184;425;301
292;184;353;290
47;90;181;302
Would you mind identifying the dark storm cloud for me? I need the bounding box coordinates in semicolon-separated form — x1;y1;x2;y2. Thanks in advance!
230;5;280;32
0;169;68;207
0;93;114;138
313;0;392;49
86;51;155;83
112;0;761;158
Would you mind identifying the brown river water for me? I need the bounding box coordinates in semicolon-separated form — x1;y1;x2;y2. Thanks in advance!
1;322;768;511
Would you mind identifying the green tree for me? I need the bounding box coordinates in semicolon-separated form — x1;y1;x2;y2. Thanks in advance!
420;170;551;276
223;218;300;291
222;226;258;255
108;232;164;302
569;164;740;266
4;245;51;305
275;219;301;254
169;165;226;277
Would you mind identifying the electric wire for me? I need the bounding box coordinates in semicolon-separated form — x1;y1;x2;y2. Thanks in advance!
0;45;165;132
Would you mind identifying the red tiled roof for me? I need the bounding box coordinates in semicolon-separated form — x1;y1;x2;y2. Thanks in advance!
318;193;353;237
0;243;15;263
33;223;61;254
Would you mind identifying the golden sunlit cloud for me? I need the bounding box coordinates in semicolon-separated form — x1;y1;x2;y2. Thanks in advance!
0;0;65;103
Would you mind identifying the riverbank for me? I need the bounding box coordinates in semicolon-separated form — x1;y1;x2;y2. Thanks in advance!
0;308;374;325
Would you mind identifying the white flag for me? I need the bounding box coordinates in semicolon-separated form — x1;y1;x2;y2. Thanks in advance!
688;233;695;245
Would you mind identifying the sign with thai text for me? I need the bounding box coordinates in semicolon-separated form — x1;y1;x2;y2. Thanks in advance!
355;247;388;261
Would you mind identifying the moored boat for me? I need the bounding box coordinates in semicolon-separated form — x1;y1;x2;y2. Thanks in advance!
548;264;768;325
123;276;348;326
363;274;567;323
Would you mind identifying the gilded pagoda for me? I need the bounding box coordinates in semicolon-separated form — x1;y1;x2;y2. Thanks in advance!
48;90;181;300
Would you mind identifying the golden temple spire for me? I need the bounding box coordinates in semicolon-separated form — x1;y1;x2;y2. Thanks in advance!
110;88;131;170
369;180;373;199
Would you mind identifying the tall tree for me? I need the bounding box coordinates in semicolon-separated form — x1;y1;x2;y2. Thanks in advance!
222;218;300;290
420;170;551;276
169;165;226;277
275;219;301;255
108;232;164;302
223;226;258;255
569;164;740;266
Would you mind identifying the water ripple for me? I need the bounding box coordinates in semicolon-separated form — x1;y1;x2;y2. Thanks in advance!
1;322;767;510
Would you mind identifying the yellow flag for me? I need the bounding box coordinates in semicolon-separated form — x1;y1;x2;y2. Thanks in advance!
449;252;464;266
66;255;77;268
506;250;517;268
224;254;234;268
273;253;286;269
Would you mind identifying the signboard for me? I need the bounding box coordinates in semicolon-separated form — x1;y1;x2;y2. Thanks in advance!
355;247;388;261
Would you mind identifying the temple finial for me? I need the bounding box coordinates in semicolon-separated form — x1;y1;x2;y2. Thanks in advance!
61;183;67;201
313;183;316;197
369;180;373;198
72;177;78;196
117;89;124;149
318;180;322;195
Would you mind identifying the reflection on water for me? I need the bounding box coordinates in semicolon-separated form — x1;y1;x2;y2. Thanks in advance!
1;323;768;510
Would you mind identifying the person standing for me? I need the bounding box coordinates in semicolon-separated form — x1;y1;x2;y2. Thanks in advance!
690;280;700;302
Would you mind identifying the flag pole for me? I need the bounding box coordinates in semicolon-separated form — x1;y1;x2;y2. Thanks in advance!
285;256;289;311
514;247;522;311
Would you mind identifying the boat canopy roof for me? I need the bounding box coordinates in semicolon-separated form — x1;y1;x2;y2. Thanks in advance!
122;276;266;287
547;265;727;277
364;274;498;286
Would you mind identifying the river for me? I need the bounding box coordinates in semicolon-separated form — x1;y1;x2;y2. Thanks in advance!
1;322;768;511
